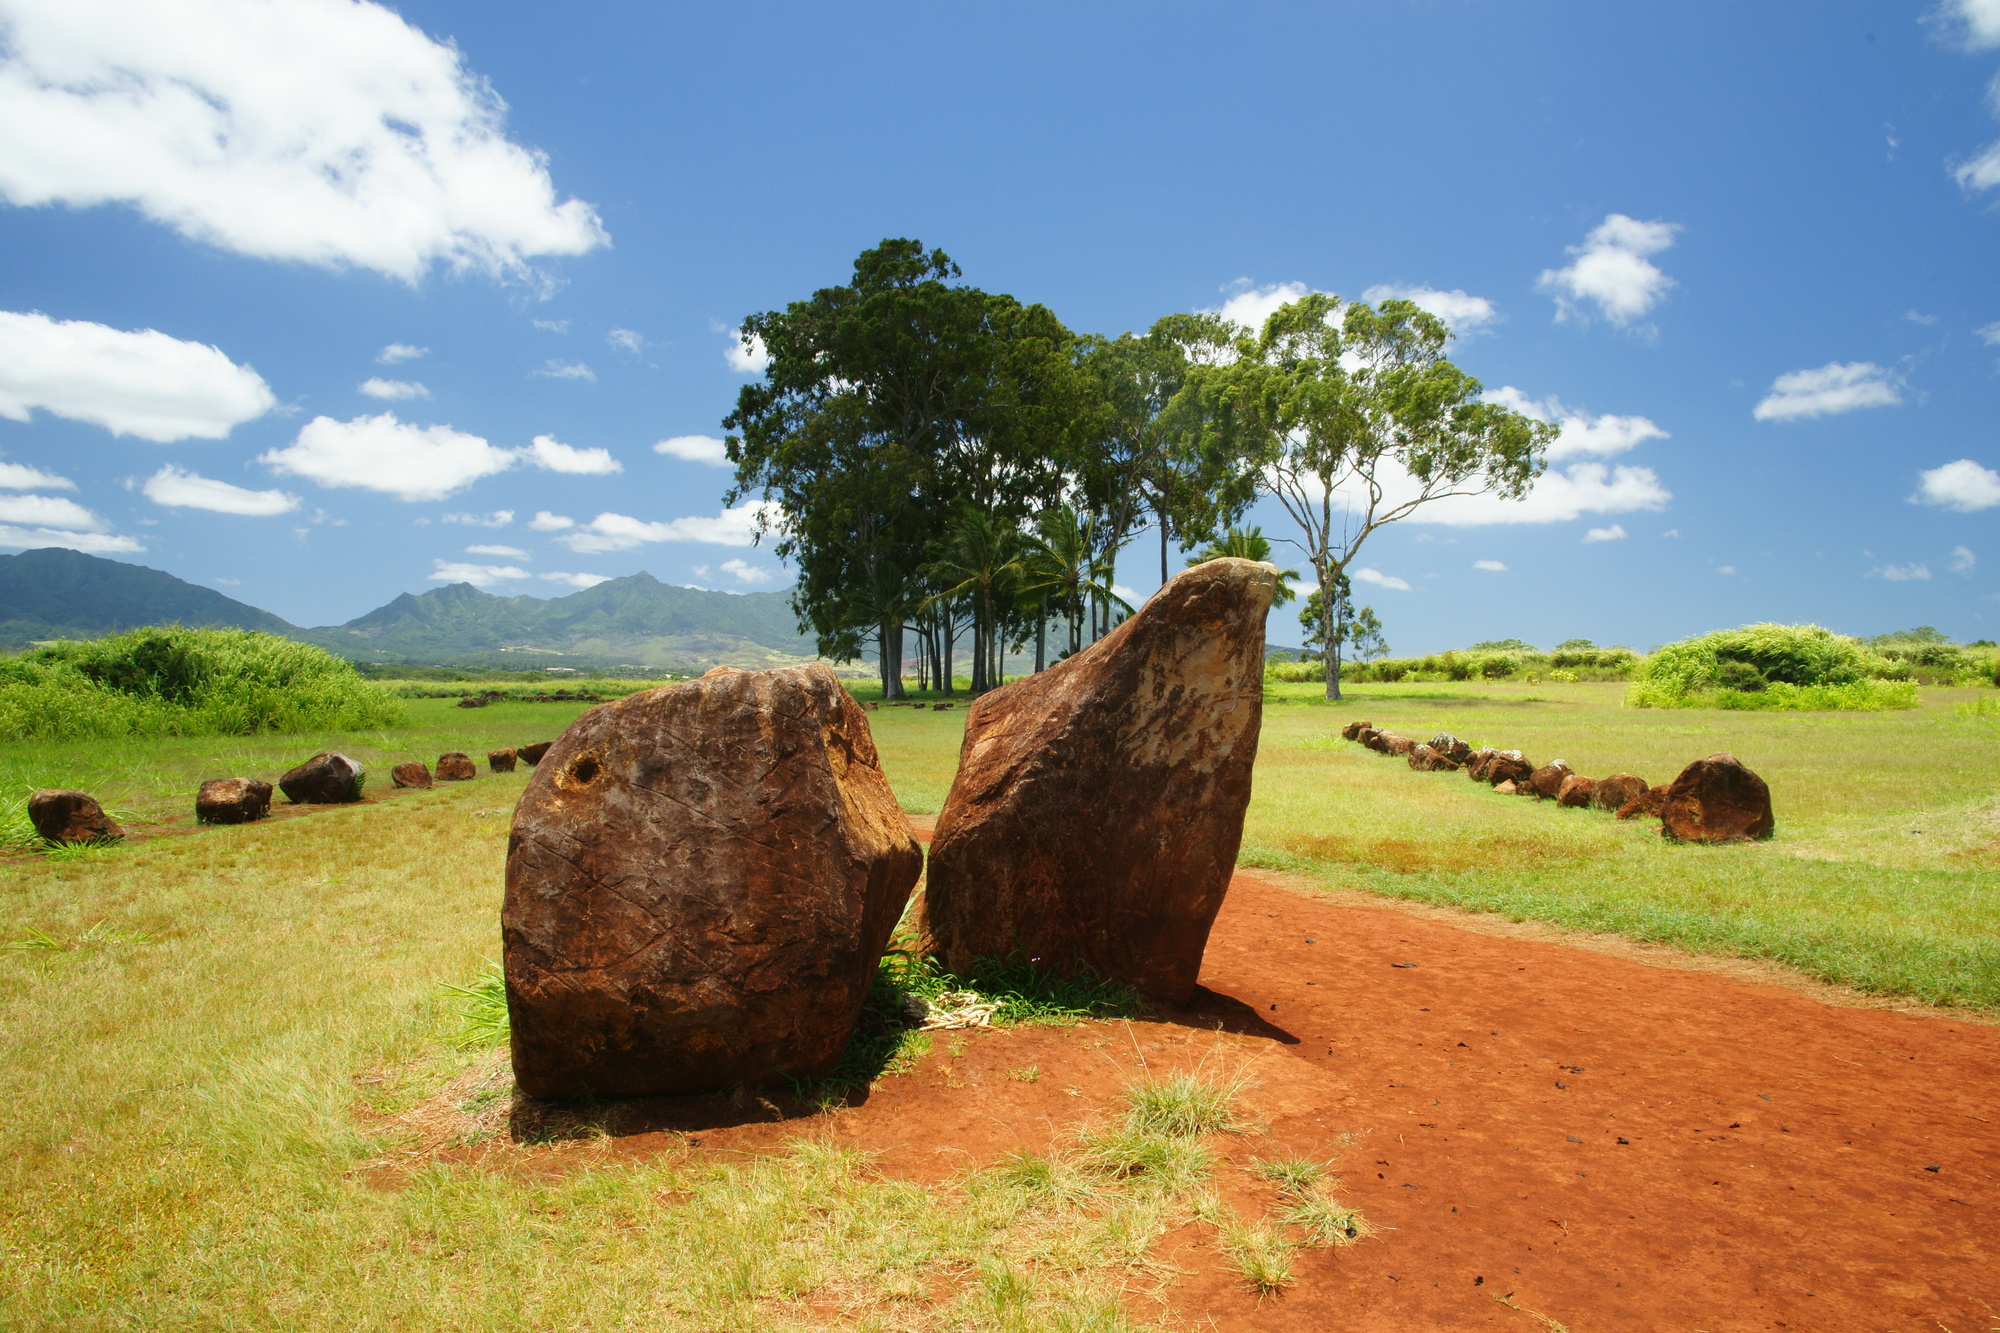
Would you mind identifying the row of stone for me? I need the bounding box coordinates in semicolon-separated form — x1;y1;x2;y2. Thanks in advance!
23;740;558;846
1340;719;1775;843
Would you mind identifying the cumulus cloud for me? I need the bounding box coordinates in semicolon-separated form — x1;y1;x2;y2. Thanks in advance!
142;464;298;516
524;434;620;475
1484;386;1669;461
1753;362;1903;421
0;460;75;489
0;0;607;283
1933;0;2000;47
1209;281;1312;335
377;343;427;364
724;331;770;374
1537;214;1680;326
535;359;595;382
1582;524;1629;543
551;499;776;554
0;309;274;441
527;510;574;531
1398;461;1671;527
1875;562;1932;581
1361;284;1499;334
1949;544;1977;574
653;434;730;466
539;570;608;589
442;510;514;527
465;543;527;557
0;492;108;530
359;377;429;400
1352;566;1412;591
260;413;517;501
606;328;643;354
1977;321;2000;345
531;319;568;334
1912;458;2000;511
429;559;529;587
0;525;141;553
1472;559;1508;572
719;557;775;585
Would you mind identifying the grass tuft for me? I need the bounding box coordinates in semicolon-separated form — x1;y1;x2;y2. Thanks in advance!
1222;1224;1297;1294
1280;1192;1371;1246
1248;1155;1327;1195
1122;1071;1249;1138
437;961;510;1049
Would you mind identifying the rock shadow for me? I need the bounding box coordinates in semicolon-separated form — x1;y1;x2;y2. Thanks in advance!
1151;985;1300;1045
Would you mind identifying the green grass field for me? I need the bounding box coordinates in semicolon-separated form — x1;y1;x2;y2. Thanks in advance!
2;681;1995;1328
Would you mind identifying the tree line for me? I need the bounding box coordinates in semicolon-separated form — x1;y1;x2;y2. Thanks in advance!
723;240;1556;700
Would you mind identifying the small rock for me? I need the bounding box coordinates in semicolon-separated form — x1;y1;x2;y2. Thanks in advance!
1493;779;1519;795
1528;760;1573;800
864;701;880;712
195;778;272;825
1556;774;1597;808
933;702;954;711
29;790;124;844
1592;773;1648;812
1660;753;1775;842
279;753;365;804
1616;787;1669;820
517;741;553;766
391;762;432;789
488;749;518;773
1428;732;1472;764
436;752;477;781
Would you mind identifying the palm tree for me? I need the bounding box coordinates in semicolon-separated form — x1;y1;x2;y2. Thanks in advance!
1186;525;1299;605
923;507;1023;694
1021;504;1132;661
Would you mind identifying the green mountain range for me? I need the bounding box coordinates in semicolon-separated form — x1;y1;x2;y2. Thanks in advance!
0;548;819;672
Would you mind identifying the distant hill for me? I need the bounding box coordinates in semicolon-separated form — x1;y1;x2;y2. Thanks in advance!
0;547;298;649
0;547;819;672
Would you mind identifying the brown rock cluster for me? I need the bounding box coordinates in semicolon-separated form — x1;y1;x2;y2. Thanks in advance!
195;778;272;825
28;790;123;844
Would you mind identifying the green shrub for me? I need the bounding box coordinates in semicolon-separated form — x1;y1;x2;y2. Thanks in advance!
0;627;404;741
1630;624;1915;711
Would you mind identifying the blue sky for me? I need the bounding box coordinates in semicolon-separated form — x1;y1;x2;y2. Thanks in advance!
2;0;1999;652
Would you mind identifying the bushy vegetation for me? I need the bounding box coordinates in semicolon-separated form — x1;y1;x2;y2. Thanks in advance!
0;627;404;741
1269;642;1639;685
1629;623;1918;711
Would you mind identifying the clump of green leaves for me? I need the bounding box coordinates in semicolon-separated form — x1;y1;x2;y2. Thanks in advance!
1248;1155;1327;1195
1629;623;1915;711
439;961;510;1049
1121;1071;1249;1138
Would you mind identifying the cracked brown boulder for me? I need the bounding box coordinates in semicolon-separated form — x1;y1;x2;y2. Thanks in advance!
919;557;1278;1007
503;663;922;1100
1340;719;1372;741
195;778;272;825
517;741;553;765
1592;773;1648;812
29;790;123;844
1428;732;1472;765
436;752;476;781
1556;774;1597;808
1484;750;1533;787
1464;747;1498;780
1617;786;1669;820
1408;743;1459;772
1528;760;1574;800
278;752;364;804
488;749;518;773
1660;753;1775;843
391;762;431;789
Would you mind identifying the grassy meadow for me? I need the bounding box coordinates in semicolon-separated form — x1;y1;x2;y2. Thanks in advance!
2;679;1997;1328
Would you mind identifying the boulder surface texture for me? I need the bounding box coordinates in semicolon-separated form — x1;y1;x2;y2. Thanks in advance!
503;663;922;1100
1484;751;1534;787
1555;774;1597;809
279;753;363;804
1617;787;1670;821
1660;753;1775;843
195;778;272;825
1592;773;1648;812
489;749;518;773
436;752;477;781
391;763;432;789
920;557;1278;1007
29;790;123;844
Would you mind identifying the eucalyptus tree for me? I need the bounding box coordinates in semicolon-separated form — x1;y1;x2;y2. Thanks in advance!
1242;294;1556;700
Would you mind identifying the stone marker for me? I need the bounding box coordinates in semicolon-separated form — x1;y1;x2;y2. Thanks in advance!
391;762;432;789
1428;732;1472;765
1555;774;1597;808
1381;732;1416;757
517;741;553;766
1659;753;1775;843
195;778;272;825
1341;719;1372;741
1592;773;1648;812
1484;750;1533;787
920;557;1278;1007
1616;787;1669;820
1408;743;1459;772
503;662;921;1100
1528;760;1574;800
278;752;364;804
933;702;954;711
436;752;477;781
1464;747;1498;780
29;790;123;844
489;749;518;773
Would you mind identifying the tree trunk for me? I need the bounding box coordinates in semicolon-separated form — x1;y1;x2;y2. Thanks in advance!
1322;565;1341;703
1035;595;1046;672
1159;520;1169;586
942;618;955;696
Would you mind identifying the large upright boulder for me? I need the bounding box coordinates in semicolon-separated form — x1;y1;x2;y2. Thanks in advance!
195;778;272;825
279;753;363;804
503;663;922;1100
920;557;1278;1006
28;790;122;844
1660;753;1775;843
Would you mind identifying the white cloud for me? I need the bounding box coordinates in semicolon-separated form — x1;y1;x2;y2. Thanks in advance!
358;377;429;400
524;434;621;475
551;499;775;553
1582;524;1629;543
1718;565;1736;576
214;576;238;585
377;343;427;364
1208;281;1313;335
1949;544;1977;574
1912;458;2000;511
0;460;74;489
1537;214;1680;326
260;413;517;501
442;509;514;527
606;328;643;354
539;570;608;589
1977;321;2000;345
653;434;730;466
142;464;298;516
1352;566;1412;591
1906;309;1940;325
1485;386;1669;461
1663;529;1681;538
1934;0;2000;49
0;0;607;283
531;319;569;334
535;359;595;382
1111;583;1141;605
0;492;107;530
1401;461;1672;526
1753;362;1903;421
719;557;775;585
0;525;142;553
1472;559;1508;572
527;510;574;531
724;331;770;374
0;309;274;441
1361;284;1498;333
1876;562;1932;581
465;543;527;557
430;560;529;587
